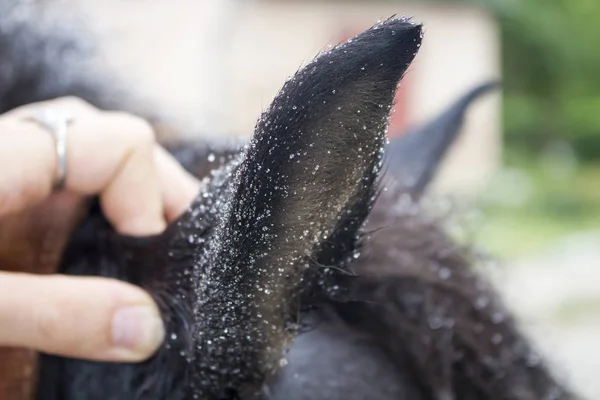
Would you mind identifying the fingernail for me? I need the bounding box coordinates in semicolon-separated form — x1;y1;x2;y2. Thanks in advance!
111;305;165;356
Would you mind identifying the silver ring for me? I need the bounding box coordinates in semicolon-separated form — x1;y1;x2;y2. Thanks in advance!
27;109;74;189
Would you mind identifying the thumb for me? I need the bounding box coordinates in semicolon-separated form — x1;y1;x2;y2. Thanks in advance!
0;272;165;362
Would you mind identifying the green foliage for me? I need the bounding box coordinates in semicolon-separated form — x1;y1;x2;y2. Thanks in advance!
432;0;600;159
413;1;600;259
475;153;600;258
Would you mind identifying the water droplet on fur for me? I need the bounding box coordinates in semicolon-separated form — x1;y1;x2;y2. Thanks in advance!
491;333;503;344
428;315;444;330
438;267;451;280
475;295;490;310
492;311;505;324
526;352;542;367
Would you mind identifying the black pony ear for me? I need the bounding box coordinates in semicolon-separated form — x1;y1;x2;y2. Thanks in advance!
226;17;422;253
385;81;500;196
193;17;422;395
208;17;422;281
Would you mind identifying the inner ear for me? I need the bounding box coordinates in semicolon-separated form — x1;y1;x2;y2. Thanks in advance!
227;18;424;250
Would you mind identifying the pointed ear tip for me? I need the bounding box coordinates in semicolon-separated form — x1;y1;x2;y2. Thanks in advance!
380;17;423;35
406;21;423;42
368;18;423;55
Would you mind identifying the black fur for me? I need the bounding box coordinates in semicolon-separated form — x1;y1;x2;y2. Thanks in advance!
0;8;578;400
38;18;423;399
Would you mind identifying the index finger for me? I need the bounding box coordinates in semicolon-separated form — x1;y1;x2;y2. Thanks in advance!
0;109;199;236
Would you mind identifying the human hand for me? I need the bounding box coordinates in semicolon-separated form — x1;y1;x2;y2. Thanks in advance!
0;97;200;362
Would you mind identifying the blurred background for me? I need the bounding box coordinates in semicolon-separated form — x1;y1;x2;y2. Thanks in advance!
42;0;600;397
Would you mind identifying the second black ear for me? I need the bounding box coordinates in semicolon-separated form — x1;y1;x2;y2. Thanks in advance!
385;81;501;196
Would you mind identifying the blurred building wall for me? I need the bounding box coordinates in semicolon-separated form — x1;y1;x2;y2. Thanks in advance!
76;0;501;196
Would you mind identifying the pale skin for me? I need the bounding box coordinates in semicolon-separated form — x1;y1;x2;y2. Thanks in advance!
0;97;201;362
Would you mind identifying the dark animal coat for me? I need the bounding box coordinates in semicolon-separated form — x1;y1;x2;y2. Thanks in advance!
0;4;578;400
